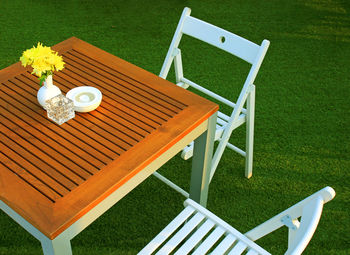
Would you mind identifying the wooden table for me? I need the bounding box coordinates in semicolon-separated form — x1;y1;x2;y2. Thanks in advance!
0;37;218;254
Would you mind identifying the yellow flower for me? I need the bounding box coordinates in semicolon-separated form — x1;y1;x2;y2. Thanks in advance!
20;48;35;67
47;53;65;71
53;54;65;71
32;58;47;77
19;42;65;80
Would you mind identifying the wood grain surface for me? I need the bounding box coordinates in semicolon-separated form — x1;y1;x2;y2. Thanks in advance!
0;37;218;239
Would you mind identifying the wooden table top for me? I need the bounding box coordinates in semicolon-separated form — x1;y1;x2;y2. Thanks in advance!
0;37;218;239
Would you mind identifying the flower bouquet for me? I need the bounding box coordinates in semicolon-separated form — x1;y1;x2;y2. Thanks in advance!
20;42;65;85
20;43;65;107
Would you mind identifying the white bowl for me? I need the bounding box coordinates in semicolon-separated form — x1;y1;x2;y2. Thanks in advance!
66;86;102;112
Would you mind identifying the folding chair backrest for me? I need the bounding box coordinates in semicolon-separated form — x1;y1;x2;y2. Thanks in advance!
182;15;261;64
156;7;270;181
160;7;269;122
245;186;336;255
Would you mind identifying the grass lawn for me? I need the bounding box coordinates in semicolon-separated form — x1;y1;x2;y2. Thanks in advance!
0;0;349;254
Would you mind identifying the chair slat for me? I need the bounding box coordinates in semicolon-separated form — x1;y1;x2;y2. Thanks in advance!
156;211;205;254
246;249;259;255
216;117;227;127
140;188;335;255
217;111;230;121
138;206;195;255
192;226;226;255
225;143;246;157
182;16;260;64
228;240;248;254
174;219;215;255
180;77;238;110
185;199;270;254
211;234;237;255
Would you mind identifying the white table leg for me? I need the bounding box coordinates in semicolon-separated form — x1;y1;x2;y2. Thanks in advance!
41;234;72;255
189;112;217;207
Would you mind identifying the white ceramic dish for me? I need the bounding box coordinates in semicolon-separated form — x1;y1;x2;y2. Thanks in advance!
66;86;102;112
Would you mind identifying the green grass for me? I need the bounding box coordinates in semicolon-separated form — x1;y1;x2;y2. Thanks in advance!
0;0;349;254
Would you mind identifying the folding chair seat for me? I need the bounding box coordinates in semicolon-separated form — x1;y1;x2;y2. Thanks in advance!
181;111;246;161
139;187;335;255
153;7;270;198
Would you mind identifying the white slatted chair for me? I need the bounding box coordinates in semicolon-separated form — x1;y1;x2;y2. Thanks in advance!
139;186;335;255
153;7;270;197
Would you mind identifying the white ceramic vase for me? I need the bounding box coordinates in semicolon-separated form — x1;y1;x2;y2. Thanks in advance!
37;75;61;108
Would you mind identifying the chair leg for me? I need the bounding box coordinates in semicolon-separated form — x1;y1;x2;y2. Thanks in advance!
245;85;255;178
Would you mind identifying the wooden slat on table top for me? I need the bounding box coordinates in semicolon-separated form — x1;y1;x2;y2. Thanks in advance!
0;37;218;239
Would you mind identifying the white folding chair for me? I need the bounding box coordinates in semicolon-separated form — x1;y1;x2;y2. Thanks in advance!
139;186;335;255
153;7;270;197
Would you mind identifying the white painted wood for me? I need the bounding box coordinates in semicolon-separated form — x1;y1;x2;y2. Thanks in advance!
192;226;226;255
218;111;231;121
246;250;259;255
217;118;227;127
215;127;225;141
181;141;194;160
182;16;260;64
0;198;72;255
210;83;252;177
181;113;246;164
226;142;246;156
245;187;335;242
189;112;217;207
0;200;48;242
152;171;189;198
156;212;205;254
152;118;208;194
41;235;72;255
180;77;241;111
140;187;335;255
245;84;255;178
138;206;195;255
158;8;270;182
245;187;335;255
181;112;246;161
184;199;269;254
228;240;248;254
211;234;237;255
174;218;215;254
176;81;189;89
288;219;300;250
159;7;191;79
173;48;184;84
208;35;269;178
285;198;324;255
229;114;247;130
